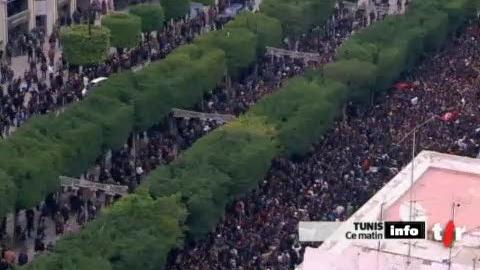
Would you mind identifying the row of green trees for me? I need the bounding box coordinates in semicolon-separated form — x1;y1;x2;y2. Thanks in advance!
160;0;191;21
22;1;476;270
0;11;282;220
147;0;476;246
18;1;329;268
28;192;187;270
61;4;164;66
260;0;336;40
114;0;191;22
62;0;196;66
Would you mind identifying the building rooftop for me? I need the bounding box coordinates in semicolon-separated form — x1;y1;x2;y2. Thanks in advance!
299;151;480;270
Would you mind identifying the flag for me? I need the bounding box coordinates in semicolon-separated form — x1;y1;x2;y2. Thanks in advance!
443;220;455;248
394;82;413;91
441;111;459;122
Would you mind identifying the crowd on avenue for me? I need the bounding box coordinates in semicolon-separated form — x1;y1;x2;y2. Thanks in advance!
0;0;233;138
166;21;480;270
0;7;350;268
0;0;236;266
0;0;437;268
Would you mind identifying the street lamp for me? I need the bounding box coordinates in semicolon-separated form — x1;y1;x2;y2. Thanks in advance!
313;25;322;54
394;115;439;265
87;0;94;35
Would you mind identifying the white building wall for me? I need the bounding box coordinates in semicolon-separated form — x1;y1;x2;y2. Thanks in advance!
28;0;35;29
46;0;58;35
35;0;47;15
0;1;7;48
70;0;76;16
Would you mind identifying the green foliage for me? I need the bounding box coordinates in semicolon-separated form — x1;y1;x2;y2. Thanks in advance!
323;59;378;102
9;3;480;270
160;0;190;21
129;4;165;33
60;25;110;66
196;28;257;78
0;12;273;212
336;41;378;62
334;0;475;96
88;72;136;105
260;0;336;38
375;46;407;89
409;9;449;52
0;112;105;208
149;117;278;239
69;96;134;151
194;0;214;5
260;0;311;38
248;77;347;155
134;44;226;130
24;193;187;270
0;72;139;209
102;12;141;49
27;254;112;270
225;12;282;54
306;0;336;27
0;171;16;218
147;0;477;248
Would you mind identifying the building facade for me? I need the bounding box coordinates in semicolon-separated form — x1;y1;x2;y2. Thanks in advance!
0;0;88;48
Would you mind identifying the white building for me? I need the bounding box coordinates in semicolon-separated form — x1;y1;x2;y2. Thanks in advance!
0;0;114;49
299;151;480;270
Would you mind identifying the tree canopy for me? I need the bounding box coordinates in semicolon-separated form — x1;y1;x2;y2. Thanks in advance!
101;12;141;49
149;117;279;239
24;193;187;270
260;0;335;39
160;0;190;21
129;4;165;33
225;12;282;54
196;28;257;78
1;11;273;211
12;2;479;270
60;25;110;66
194;0;214;5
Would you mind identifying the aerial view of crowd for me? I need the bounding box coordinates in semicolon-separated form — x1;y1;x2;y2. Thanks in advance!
3;0;471;269
0;0;358;266
0;0;232;138
166;18;480;270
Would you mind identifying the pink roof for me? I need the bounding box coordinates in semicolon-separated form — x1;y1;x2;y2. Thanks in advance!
299;151;480;270
385;168;480;232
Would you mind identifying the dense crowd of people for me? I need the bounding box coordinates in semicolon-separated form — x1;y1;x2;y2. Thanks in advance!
0;5;353;267
0;0;232;138
89;54;307;190
0;0;234;266
0;0;426;268
166;20;480;270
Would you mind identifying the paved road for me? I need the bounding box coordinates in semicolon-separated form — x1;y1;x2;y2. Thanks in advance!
13;207;82;262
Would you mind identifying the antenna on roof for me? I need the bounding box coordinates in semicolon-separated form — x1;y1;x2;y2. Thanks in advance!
356;251;361;270
448;202;461;270
406;130;416;266
377;202;385;270
403;116;437;267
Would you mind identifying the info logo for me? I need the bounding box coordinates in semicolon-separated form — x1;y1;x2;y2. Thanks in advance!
384;221;426;239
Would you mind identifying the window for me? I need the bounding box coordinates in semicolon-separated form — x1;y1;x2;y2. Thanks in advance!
7;0;28;17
